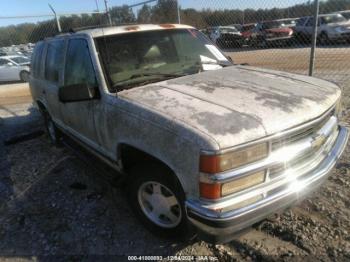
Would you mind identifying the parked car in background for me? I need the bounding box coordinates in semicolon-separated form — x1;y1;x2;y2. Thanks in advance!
295;13;350;44
241;23;257;44
209;26;243;48
29;23;348;244
0;55;30;82
249;20;294;47
275;18;297;29
228;23;242;31
336;10;350;20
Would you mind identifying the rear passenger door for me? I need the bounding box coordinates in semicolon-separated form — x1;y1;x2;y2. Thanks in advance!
60;38;99;146
44;39;65;124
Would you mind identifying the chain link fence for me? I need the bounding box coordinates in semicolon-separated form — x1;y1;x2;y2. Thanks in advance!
0;0;349;90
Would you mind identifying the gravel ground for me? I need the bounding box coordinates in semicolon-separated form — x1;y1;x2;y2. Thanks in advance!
1;48;350;260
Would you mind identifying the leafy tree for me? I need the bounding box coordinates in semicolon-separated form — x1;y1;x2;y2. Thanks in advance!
110;5;136;25
151;0;178;23
138;4;152;23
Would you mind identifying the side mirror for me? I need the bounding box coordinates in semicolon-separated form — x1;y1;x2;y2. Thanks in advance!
59;83;99;103
7;62;14;66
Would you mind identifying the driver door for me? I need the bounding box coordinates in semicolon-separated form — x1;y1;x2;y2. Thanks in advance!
60;38;99;147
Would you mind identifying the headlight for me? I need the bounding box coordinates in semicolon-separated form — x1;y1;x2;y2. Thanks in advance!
199;170;266;199
221;170;265;196
200;143;269;174
334;26;346;33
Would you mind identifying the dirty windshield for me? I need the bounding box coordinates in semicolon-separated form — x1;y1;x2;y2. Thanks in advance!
96;29;231;92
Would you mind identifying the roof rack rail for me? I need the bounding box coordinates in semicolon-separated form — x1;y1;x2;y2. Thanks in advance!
69;22;139;33
69;24;112;33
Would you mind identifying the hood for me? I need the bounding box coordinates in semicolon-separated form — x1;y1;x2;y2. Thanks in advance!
327;21;350;27
119;66;340;150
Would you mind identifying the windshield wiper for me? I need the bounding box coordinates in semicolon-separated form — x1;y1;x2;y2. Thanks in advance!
112;72;188;91
129;72;187;79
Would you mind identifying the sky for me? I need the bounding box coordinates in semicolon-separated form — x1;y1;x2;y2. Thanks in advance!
0;0;309;26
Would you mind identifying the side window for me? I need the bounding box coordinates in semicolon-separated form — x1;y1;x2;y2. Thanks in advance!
296;18;306;26
64;39;97;87
32;42;45;78
45;40;65;83
0;59;7;66
305;18;314;27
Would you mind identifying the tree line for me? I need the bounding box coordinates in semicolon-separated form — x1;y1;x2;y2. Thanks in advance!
0;0;349;47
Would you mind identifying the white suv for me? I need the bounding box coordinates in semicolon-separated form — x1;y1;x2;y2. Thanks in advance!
29;24;348;243
295;14;350;44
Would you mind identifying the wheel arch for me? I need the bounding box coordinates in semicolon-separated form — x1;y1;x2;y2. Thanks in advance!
118;143;186;192
36;99;48;113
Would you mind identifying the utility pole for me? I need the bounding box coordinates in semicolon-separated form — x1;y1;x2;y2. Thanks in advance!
104;0;112;25
48;4;62;33
177;0;181;24
309;0;320;76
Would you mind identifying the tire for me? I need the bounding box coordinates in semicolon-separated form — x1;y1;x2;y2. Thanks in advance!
20;71;30;82
128;163;194;240
319;32;330;46
41;110;61;146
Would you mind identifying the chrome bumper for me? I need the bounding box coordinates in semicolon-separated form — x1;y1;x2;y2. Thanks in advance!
186;126;348;244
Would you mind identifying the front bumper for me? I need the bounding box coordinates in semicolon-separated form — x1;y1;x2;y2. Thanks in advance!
186;126;348;244
329;31;350;40
266;36;293;42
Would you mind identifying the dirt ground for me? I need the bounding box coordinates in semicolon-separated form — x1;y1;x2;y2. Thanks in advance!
1;47;350;261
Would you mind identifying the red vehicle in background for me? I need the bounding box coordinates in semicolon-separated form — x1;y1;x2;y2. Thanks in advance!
249;20;294;47
241;23;257;44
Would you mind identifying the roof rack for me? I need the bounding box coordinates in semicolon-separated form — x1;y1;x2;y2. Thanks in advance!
69;24;112;33
69;22;138;33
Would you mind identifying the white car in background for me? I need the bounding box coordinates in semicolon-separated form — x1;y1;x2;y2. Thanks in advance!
0;55;31;82
295;13;350;44
336;10;350;20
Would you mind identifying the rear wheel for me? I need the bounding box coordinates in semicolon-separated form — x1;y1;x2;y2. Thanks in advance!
128;164;194;240
41;109;61;146
319;32;330;46
20;71;30;82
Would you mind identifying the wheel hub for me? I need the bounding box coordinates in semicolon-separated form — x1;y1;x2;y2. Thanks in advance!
138;181;182;228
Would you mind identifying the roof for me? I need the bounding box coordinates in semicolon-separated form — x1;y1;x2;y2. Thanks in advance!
77;24;195;38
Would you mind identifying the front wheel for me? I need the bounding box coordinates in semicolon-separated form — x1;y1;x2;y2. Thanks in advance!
128;164;194;239
319;32;330;46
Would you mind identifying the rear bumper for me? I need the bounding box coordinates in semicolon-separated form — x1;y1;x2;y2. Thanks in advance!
186;126;348;244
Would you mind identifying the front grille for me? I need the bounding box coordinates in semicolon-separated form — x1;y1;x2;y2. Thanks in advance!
271;109;334;151
269;109;336;180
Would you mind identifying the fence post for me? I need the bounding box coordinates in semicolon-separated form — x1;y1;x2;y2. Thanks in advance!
104;0;113;25
309;0;320;76
177;0;181;24
48;4;62;33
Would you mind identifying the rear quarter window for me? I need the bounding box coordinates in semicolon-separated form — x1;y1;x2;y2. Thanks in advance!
45;40;65;83
32;42;45;78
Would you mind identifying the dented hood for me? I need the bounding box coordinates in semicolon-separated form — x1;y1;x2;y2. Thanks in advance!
119;66;341;150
